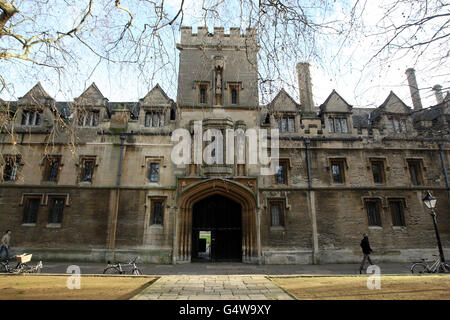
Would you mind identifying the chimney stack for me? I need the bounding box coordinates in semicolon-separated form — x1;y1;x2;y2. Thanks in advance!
296;62;314;114
432;85;444;104
405;68;423;110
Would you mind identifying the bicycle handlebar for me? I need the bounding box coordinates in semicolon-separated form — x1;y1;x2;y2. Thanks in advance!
128;256;139;264
107;256;139;265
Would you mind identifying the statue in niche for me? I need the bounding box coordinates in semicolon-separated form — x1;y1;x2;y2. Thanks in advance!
214;56;224;103
215;68;222;95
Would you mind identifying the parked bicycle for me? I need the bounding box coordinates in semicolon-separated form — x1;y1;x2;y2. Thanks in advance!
0;253;43;274
411;254;450;274
103;256;142;275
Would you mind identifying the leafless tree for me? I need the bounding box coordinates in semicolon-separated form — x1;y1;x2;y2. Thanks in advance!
0;0;448;126
342;0;450;106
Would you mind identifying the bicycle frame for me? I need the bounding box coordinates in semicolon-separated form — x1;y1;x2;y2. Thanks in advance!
412;256;449;273
1;259;42;274
1;261;11;273
106;257;139;274
427;258;441;272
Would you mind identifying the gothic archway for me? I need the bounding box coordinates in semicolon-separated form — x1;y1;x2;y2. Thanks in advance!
175;179;258;263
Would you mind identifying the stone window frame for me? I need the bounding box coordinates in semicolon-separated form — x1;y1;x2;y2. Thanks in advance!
144;109;166;128
20;108;43;127
43;193;71;206
0;154;24;183
273;158;292;186
387;116;408;133
387;198;407;229
227;82;242;105
267;199;286;229
142;156;164;185
20;194;43;227
40;155;63;183
76;108;101;127
42;193;70;228
273;113;296;133
77;156;98;184
47;196;66;228
404;157;426;186
361;197;383;228
367;157;389;185
196;81;210;105
148;162;160;183
327;157;348;185
264;196;290;231
145;195;168;228
327;115;350;134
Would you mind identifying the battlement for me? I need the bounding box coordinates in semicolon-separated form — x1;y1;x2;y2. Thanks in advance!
179;26;258;49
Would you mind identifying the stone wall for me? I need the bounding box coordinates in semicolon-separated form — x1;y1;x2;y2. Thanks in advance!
1;26;449;265
0;186;110;249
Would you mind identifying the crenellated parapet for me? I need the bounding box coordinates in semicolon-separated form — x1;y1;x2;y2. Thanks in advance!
178;26;258;50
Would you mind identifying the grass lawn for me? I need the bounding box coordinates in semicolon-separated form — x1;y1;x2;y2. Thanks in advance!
271;275;450;300
0;275;157;300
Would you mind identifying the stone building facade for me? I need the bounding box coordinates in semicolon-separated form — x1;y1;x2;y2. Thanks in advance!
0;27;449;264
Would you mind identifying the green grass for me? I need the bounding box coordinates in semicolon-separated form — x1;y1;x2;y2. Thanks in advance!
199;234;211;245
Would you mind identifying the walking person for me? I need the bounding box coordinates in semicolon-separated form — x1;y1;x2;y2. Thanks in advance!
359;233;373;274
0;230;12;261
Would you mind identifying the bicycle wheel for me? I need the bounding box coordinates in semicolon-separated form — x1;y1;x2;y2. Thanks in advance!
0;263;8;273
32;262;42;274
103;266;120;274
12;263;27;274
438;263;450;273
411;263;428;274
132;268;142;275
36;261;43;273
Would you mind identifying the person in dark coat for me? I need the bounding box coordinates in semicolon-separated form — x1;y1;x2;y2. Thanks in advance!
0;230;11;261
359;233;373;273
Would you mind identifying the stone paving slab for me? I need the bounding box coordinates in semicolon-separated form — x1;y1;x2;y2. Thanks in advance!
132;275;294;300
38;261;414;275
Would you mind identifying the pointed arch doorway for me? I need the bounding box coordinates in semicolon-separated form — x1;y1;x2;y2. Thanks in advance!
192;195;242;262
175;179;259;263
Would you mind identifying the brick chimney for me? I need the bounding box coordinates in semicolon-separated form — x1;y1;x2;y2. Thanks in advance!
432;85;444;104
296;62;314;114
405;68;423;110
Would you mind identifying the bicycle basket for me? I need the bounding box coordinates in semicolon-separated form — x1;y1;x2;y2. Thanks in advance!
16;254;32;264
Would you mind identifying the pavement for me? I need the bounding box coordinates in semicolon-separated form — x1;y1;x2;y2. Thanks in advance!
39;261;413;275
132;275;295;300
9;261;415;300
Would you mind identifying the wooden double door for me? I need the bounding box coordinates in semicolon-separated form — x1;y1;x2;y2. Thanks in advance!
191;195;242;262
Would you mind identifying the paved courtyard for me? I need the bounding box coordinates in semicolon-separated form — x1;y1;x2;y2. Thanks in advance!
30;261;416;300
40;261;414;275
132;275;294;300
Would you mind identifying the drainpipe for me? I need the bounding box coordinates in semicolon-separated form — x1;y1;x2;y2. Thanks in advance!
108;134;126;250
305;139;319;264
305;139;312;189
438;143;449;189
116;135;126;186
257;207;262;265
173;206;178;264
438;143;450;201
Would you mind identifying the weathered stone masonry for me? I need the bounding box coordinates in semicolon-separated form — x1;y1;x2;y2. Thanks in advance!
0;27;449;264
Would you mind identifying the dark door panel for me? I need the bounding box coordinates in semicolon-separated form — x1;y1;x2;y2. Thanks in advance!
192;195;242;262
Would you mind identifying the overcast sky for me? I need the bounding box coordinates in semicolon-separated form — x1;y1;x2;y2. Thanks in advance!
1;0;448;109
